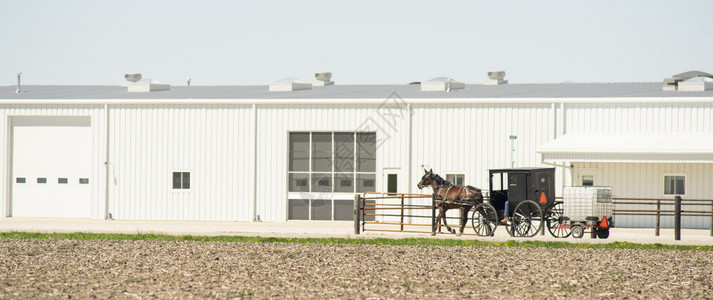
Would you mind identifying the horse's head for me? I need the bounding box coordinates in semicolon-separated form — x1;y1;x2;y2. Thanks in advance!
417;168;435;189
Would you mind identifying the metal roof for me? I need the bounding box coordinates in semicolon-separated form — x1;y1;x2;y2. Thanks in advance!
537;133;713;163
2;82;713;100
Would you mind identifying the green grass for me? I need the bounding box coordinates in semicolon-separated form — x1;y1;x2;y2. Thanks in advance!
0;231;711;251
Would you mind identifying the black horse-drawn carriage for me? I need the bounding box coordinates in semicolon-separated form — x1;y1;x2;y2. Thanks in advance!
419;167;611;238
470;167;569;237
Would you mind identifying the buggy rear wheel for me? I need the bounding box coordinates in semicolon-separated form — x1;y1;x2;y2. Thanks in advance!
471;203;497;237
512;200;543;237
546;202;571;238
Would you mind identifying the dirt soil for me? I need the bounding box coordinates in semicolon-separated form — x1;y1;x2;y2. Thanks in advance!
1;239;712;299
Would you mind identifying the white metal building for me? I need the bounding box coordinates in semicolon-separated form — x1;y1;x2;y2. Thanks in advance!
2;74;713;228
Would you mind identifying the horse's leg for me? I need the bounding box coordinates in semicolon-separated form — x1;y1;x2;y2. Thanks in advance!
435;206;444;233
442;207;455;234
458;206;471;236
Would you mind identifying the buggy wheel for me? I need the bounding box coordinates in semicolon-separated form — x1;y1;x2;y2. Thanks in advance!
471;203;497;237
512;200;543;237
546;202;571;238
596;228;610;239
571;225;585;239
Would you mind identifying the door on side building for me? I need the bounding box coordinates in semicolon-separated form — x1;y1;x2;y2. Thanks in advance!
11;116;92;218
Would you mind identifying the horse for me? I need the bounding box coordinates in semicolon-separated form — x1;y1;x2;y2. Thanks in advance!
417;169;483;236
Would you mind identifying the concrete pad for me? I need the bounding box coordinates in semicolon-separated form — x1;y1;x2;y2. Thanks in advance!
1;217;712;245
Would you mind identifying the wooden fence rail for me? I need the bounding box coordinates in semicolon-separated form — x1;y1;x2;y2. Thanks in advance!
355;193;713;240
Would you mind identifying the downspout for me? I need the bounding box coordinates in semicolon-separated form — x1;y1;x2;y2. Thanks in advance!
407;103;413;224
104;104;112;220
252;104;258;221
407;103;412;194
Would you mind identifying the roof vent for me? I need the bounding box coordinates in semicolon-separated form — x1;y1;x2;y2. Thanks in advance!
125;73;142;82
664;70;713;91
421;77;465;92
484;71;507;85
269;78;312;92
314;72;334;86
122;73;170;92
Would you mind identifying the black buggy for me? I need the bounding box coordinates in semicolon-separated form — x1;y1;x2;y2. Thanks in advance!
470;167;569;237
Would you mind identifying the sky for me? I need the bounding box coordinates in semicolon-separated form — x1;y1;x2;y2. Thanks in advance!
1;0;712;86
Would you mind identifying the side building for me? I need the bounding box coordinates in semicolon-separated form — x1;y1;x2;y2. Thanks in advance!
1;77;712;228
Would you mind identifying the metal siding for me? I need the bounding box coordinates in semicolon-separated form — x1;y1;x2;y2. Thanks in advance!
575;162;711;229
107;105;253;221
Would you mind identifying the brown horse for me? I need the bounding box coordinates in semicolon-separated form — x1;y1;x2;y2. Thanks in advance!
417;169;483;236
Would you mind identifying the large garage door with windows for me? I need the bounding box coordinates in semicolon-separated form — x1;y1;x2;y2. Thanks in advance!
11;117;91;218
288;132;376;221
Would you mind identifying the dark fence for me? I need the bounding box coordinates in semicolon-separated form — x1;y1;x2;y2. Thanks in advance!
612;196;713;239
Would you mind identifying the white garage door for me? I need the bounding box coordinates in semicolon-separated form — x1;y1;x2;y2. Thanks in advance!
12;117;91;218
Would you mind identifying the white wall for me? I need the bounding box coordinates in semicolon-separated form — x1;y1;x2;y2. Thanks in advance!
1;99;712;229
574;162;713;229
108;104;254;221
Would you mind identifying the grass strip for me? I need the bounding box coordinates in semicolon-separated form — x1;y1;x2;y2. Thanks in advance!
1;231;712;251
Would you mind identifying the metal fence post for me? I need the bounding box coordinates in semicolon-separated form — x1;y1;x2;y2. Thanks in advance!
354;194;361;235
655;199;661;237
674;196;681;241
431;194;436;236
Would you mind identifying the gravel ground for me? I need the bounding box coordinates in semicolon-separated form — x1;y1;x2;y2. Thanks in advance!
1;239;712;299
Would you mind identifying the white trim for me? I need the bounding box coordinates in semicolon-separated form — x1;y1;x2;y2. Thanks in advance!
1;97;713;106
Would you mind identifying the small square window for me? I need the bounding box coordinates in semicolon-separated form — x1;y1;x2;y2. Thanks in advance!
37;178;47;184
58;178;68;184
582;175;594;186
79;178;89;184
173;172;190;190
664;175;685;195
16;177;26;183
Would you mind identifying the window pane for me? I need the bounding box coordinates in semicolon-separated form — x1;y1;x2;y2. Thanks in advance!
334;173;354;193
311;173;332;193
311;199;331;220
289;133;309;152
334;200;353;221
288;199;309;220
676;176;685;195
356;174;376;193
356;132;376;172
387;174;398;193
173;172;182;189
491;173;502;190
16;177;25;183
58;178;68;184
182;172;190;189
289;173;310;192
582;175;594;186
37;178;47;184
312;133;332;172
289;151;309;172
664;176;674;195
334;133;355;172
79;178;89;184
446;174;455;184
